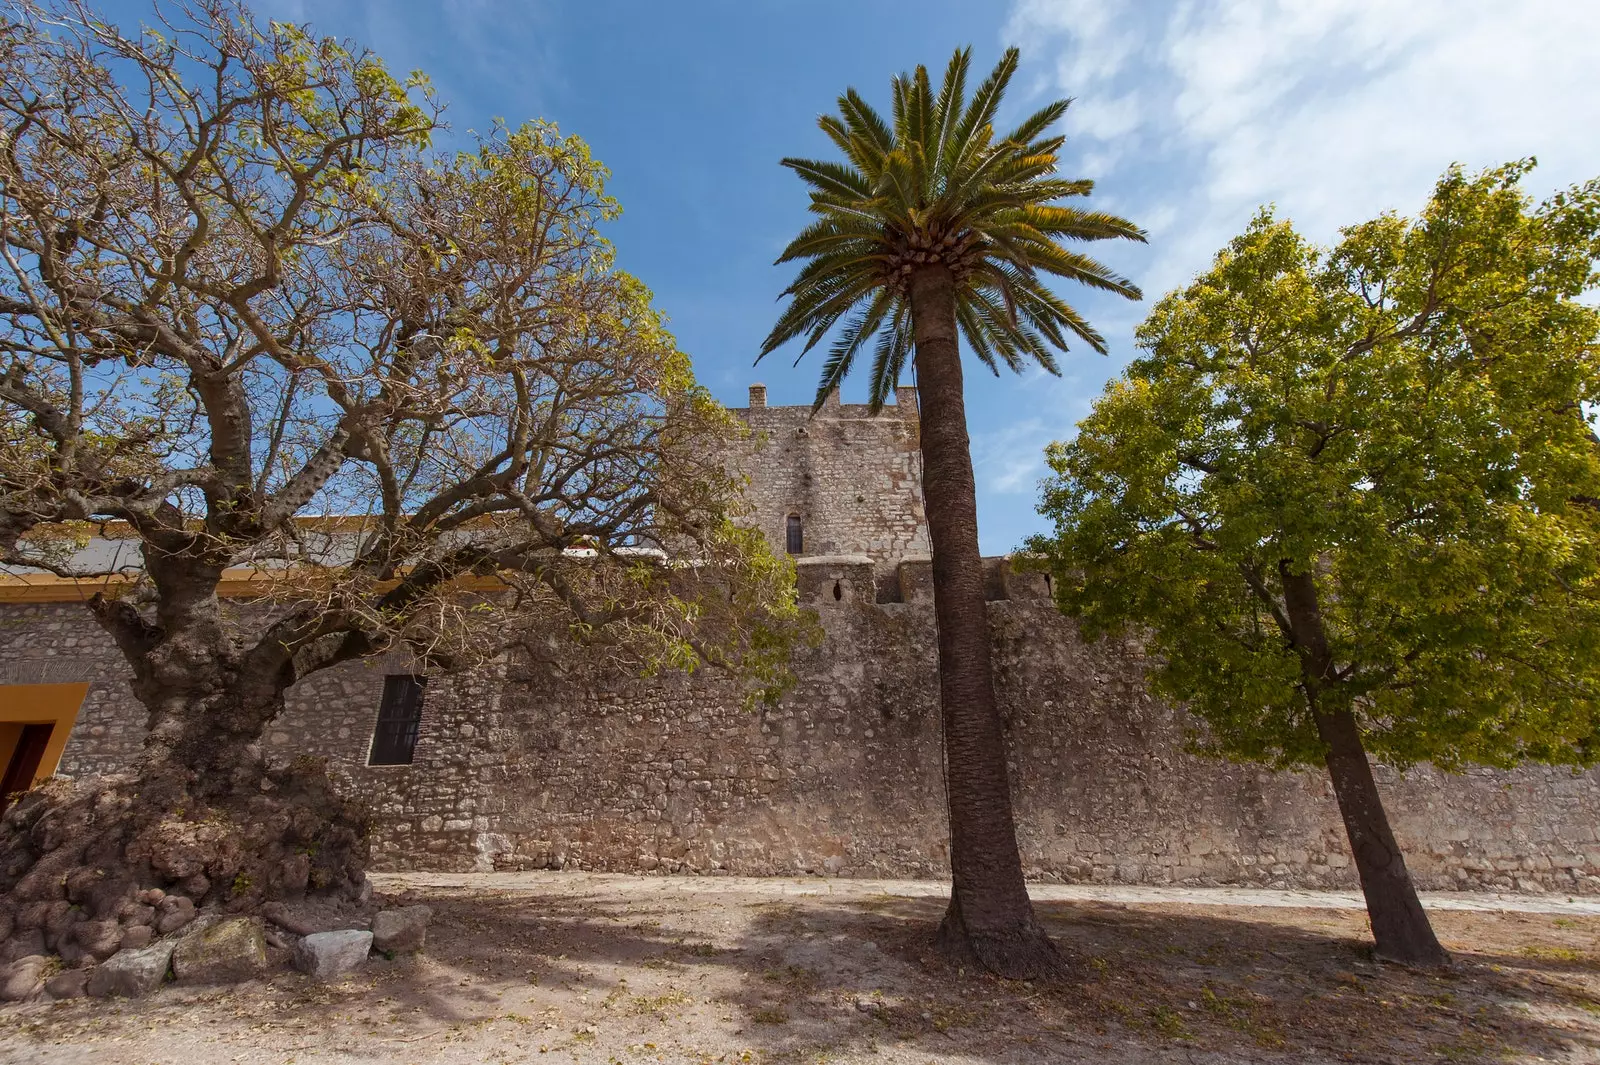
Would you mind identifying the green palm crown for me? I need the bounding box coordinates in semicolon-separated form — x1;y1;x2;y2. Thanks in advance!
759;46;1147;410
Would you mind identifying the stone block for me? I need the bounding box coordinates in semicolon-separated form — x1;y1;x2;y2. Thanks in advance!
87;940;178;998
795;556;875;604
44;968;89;999
896;557;934;602
294;930;372;980
371;906;433;954
172;917;267;985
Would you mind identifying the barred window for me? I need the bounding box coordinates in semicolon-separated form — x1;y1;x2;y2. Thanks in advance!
368;675;427;766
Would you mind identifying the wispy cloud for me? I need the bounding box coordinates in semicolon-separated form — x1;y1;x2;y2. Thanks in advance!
965;0;1600;552
1006;0;1600;301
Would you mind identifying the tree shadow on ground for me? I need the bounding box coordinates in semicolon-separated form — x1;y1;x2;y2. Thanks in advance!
6;882;1598;1064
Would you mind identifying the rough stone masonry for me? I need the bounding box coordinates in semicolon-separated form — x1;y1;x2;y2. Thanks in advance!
6;387;1599;893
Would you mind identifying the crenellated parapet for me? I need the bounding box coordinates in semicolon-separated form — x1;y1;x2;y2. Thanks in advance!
793;553;1052;606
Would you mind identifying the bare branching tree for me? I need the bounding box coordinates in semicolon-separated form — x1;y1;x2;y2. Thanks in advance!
0;0;797;804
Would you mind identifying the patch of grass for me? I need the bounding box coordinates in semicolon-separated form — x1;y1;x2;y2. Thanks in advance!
1147;1005;1190;1039
1518;945;1590;965
929;1002;982;1032
629;990;694;1015
1197;985;1287;1049
751;1005;790;1025
762;965;820;993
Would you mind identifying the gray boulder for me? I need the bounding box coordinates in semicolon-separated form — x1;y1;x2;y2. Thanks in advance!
371;905;432;954
0;955;50;1001
86;940;177;998
44;968;90;999
172;916;267;985
294;930;372;980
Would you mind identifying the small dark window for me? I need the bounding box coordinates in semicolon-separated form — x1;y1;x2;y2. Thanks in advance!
368;675;427;766
785;514;803;555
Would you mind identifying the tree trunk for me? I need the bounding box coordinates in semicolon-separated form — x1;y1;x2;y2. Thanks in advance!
140;688;281;799
1278;562;1448;967
907;264;1063;979
1315;707;1450;966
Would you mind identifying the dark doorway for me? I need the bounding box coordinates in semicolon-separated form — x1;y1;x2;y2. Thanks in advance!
786;514;803;555
1;724;53;803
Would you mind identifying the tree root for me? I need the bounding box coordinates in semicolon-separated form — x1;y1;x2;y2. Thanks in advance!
934;894;1071;981
0;760;370;966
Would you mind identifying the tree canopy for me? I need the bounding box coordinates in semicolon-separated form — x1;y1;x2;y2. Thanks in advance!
1033;161;1600;772
0;0;799;782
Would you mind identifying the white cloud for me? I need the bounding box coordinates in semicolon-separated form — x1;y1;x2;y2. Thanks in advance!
1006;0;1600;299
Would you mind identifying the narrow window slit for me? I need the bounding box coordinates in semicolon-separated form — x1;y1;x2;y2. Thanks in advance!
368;675;427;766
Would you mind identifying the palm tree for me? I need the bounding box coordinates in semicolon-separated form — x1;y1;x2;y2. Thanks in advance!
760;47;1145;978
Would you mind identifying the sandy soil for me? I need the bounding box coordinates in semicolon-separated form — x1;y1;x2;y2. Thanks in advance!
2;872;1598;1065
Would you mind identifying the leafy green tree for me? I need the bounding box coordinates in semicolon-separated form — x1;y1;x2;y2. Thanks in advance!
1033;163;1600;965
761;46;1145;977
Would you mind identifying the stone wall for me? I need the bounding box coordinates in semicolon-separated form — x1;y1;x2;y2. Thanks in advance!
728;385;931;568
11;558;1594;895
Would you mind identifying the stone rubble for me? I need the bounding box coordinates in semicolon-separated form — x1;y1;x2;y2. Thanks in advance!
371;905;432;953
171;917;267;985
0;955;49;1002
86;939;178;999
294;930;373;980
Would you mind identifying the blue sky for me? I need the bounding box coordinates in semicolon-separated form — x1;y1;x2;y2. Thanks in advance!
101;0;1600;552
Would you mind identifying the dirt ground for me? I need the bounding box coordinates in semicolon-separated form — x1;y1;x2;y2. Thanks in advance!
2;872;1598;1065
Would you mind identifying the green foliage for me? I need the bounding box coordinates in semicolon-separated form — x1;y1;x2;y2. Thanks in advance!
759;47;1145;406
1033;162;1600;771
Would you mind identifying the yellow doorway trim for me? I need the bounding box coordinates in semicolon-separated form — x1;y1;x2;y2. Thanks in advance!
0;683;90;788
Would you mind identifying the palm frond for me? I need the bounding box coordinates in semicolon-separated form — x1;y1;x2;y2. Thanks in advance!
764;44;1144;401
865;301;914;410
932;47;971;174
813;289;894;407
781;157;874;200
1004;98;1070;149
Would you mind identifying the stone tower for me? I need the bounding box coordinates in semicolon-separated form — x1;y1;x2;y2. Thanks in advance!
731;384;930;566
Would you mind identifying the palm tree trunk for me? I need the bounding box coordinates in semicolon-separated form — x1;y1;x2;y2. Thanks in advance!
907;264;1063;979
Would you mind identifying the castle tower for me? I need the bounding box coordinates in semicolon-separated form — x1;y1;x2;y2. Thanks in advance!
730;383;930;565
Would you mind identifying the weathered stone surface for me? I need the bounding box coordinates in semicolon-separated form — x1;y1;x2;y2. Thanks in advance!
86;940;177;998
294;930;372;980
119;925;153;951
371;906;431;954
1;929;45;963
72;919;123;961
155;895;196;935
13;391;1600;896
171;917;267;985
0;955;50;1001
44;968;89;999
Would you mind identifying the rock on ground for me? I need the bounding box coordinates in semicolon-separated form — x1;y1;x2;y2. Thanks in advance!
43;968;89;999
171;917;267;985
85;940;178;999
0;955;50;1001
294;930;372;980
371;905;431;953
